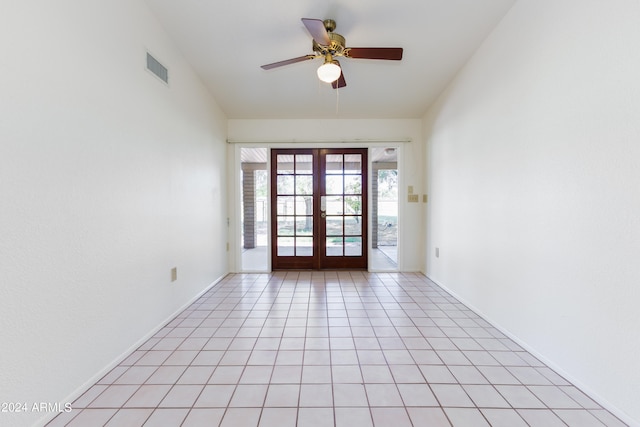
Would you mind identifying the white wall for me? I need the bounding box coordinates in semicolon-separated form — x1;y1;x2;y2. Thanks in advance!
0;1;228;426
228;119;425;272
424;0;640;424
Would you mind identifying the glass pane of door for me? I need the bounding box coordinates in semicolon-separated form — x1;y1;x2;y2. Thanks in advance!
321;151;366;266
275;153;315;256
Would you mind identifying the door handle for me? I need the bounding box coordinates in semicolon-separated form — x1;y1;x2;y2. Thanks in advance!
320;196;326;212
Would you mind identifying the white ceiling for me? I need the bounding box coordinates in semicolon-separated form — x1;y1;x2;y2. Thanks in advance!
145;0;516;119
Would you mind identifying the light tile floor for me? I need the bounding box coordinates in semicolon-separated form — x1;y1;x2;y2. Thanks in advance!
47;272;628;427
370;248;397;271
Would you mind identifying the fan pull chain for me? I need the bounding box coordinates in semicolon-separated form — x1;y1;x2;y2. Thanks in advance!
336;86;340;115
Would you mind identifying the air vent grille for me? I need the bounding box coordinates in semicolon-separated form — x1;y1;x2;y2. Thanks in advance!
146;52;168;84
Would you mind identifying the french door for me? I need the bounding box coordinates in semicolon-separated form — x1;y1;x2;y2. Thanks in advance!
271;148;368;270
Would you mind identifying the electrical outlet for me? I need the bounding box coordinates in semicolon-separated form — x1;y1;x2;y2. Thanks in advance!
226;242;229;252
408;194;419;203
423;194;428;203
171;267;177;282
408;185;414;194
435;248;440;258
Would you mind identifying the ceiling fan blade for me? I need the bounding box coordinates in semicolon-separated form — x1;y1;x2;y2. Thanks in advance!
301;18;331;46
261;55;316;70
346;47;403;60
332;62;346;89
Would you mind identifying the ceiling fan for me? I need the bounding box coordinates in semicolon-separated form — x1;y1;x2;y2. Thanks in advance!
261;18;403;89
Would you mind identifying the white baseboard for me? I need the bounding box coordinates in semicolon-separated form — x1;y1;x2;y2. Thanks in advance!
426;274;638;427
36;273;229;427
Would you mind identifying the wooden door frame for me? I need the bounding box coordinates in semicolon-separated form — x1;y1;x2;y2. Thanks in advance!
270;148;368;270
270;148;319;270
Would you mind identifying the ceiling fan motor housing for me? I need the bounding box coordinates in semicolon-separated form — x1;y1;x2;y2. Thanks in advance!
313;32;346;57
311;19;346;57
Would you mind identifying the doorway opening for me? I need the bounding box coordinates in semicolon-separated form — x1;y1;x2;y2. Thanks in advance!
240;147;268;271
370;147;398;270
237;145;399;272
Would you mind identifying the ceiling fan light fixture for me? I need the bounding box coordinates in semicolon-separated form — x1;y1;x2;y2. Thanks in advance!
317;61;341;83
